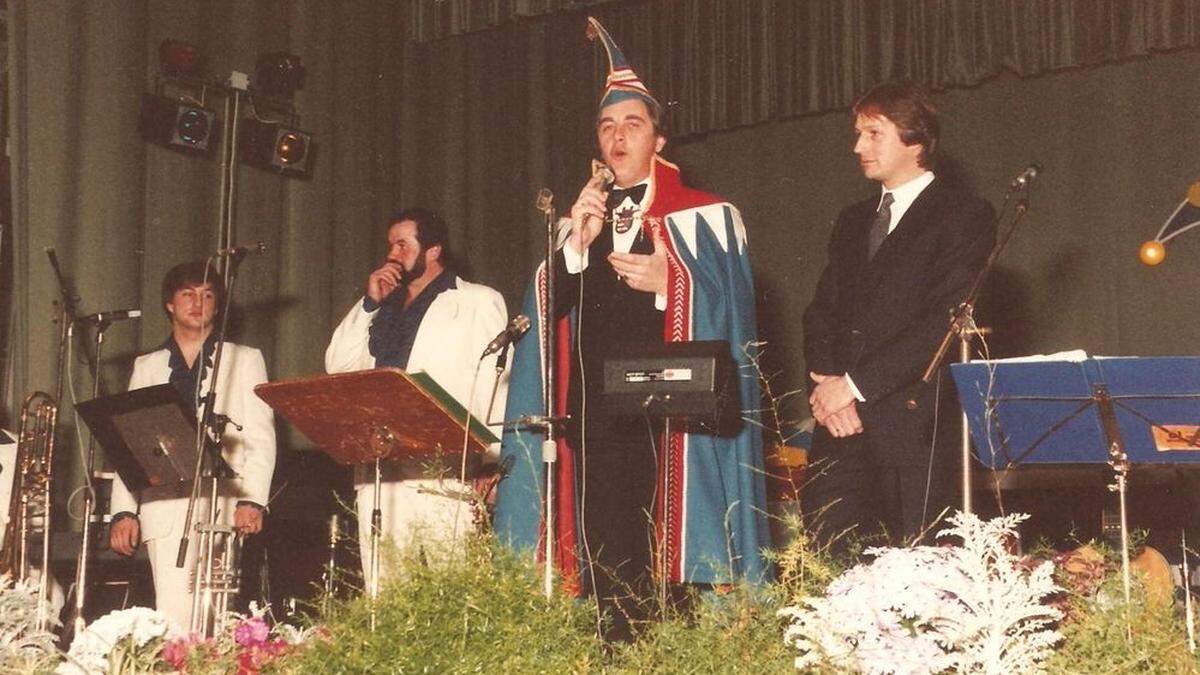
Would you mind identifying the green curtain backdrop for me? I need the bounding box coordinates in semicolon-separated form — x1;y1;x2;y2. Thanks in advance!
5;1;1200;509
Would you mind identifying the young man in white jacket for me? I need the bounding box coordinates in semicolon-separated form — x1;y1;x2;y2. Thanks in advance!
109;261;276;631
325;208;508;568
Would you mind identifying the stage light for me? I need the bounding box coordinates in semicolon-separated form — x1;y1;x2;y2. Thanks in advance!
1141;179;1200;267
239;118;313;177
1139;240;1165;266
255;52;305;98
158;39;203;78
140;94;216;154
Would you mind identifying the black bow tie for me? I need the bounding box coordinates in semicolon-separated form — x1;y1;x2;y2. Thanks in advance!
606;183;648;210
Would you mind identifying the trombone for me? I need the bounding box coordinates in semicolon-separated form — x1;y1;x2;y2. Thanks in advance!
0;392;58;631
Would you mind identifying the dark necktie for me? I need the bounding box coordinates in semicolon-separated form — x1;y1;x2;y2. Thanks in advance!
606;183;648;211
867;192;894;260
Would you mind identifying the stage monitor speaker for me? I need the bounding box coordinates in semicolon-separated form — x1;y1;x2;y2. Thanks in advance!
601;340;739;433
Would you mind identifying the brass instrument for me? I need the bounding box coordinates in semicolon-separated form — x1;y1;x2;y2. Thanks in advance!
190;517;244;635
0;392;58;630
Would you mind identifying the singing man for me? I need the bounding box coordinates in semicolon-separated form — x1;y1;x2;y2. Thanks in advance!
494;17;771;641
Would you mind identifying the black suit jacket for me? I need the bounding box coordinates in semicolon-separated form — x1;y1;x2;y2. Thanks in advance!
803;177;995;462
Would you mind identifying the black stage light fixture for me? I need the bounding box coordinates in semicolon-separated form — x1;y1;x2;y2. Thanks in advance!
239;118;313;177
255;52;305;98
140;94;217;154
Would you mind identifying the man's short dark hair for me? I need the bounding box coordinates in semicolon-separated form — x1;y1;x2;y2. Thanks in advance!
393;207;454;270
161;260;225;318
853;81;939;168
595;95;667;138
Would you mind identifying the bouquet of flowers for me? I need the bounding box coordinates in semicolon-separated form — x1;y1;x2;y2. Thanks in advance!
59;602;320;674
159;603;318;674
58;606;175;674
779;512;1063;674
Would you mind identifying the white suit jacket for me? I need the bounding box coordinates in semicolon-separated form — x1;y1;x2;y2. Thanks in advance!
325;277;509;465
108;342;277;542
0;432;15;549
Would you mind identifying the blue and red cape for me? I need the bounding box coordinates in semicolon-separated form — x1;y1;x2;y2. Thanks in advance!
494;156;771;591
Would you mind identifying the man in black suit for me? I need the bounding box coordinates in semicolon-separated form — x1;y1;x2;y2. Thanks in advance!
801;81;995;550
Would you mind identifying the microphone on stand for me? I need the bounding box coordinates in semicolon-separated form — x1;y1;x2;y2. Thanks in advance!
482;315;532;358
1009;163;1042;191
536;188;554;214
76;308;142;324
215;241;268;258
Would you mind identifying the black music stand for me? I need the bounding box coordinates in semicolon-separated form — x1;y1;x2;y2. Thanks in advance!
952;356;1200;608
76;384;216;494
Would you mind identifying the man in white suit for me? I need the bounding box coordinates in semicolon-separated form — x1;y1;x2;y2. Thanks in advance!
109;261;276;630
0;428;16;550
325;208;508;566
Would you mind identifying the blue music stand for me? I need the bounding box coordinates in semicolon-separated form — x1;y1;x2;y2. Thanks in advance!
951;355;1200;606
951;356;1200;469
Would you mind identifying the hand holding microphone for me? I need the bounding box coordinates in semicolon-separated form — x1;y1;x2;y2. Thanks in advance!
568;162;614;254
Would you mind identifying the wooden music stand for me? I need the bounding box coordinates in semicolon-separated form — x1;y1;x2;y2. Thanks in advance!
254;367;498;622
253;368;497;465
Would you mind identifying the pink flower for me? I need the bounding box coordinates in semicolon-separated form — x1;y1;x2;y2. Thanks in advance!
160;635;201;670
160;634;193;667
237;641;291;674
234;617;270;647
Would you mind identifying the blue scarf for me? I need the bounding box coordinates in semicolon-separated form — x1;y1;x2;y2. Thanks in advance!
366;271;456;368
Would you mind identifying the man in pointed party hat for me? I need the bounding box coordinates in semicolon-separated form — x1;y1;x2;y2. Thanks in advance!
495;16;770;640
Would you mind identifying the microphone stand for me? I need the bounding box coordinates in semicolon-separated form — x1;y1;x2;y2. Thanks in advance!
67;317;114;636
536;189;560;599
45;250;81;635
484;343;510;428
179;252;246;636
914;180;1035;515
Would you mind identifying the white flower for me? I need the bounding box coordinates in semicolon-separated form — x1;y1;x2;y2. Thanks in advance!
780;512;1063;674
0;575;60;670
60;606;177;674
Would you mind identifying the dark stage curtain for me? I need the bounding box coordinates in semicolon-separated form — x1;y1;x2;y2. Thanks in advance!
416;0;1200;136
5;1;1200;503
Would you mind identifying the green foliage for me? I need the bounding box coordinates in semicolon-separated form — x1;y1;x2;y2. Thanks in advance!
612;585;794;674
258;522;1200;674
268;538;605;674
269;516;828;674
1045;575;1200;674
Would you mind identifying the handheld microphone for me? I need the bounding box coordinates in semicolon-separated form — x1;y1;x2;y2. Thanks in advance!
215;241;268;257
76;308;142;324
596;164;615;187
482;315;532;358
1009;163;1042;191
